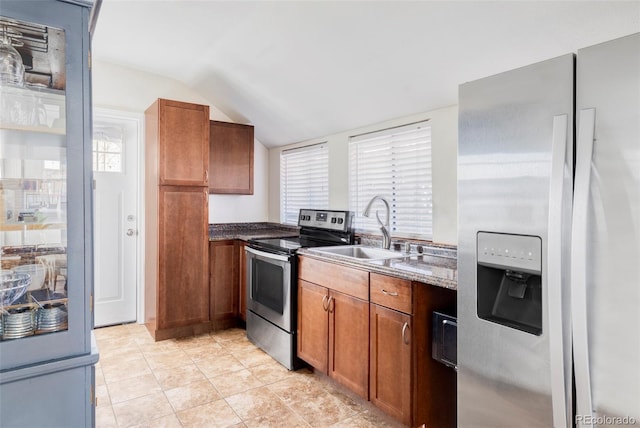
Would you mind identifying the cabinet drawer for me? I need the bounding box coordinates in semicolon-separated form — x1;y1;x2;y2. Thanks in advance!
299;256;369;301
370;273;412;314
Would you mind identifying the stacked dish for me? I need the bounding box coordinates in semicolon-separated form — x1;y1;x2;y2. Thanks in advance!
36;302;68;333
2;306;34;339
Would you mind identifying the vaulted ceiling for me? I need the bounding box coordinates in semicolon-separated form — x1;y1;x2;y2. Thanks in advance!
92;1;639;147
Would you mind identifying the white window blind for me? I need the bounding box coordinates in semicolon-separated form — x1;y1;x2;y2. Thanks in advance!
280;143;329;225
349;121;432;239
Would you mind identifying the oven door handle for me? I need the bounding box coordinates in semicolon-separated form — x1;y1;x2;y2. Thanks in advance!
246;246;291;263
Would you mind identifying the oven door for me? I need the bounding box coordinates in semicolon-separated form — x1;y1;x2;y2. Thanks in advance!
246;246;293;332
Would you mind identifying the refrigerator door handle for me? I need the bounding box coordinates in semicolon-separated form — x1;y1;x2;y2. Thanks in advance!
548;114;570;428
571;108;596;428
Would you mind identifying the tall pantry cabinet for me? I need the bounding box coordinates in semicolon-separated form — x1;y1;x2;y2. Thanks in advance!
144;99;210;341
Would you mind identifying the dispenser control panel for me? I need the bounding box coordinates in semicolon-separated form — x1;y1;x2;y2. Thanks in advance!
477;232;542;274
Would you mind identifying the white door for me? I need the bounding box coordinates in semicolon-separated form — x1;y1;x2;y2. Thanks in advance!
92;110;140;327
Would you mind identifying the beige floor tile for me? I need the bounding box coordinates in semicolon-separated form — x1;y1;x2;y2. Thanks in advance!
108;373;162;404
267;374;325;405
154;363;207;390
164;379;221;412
129;413;183;428
138;339;181;354
286;391;359;427
100;349;146;368
112;391;174;427
224;386;290;421
330;410;406;428
209;368;263;397
219;337;257;354
95;324;133;341
242;406;311;428
125;323;151;335
96;384;111;407
102;355;153;383
210;328;246;343
95;404;118;428
246;360;291;385
183;341;228;361
176;399;242;428
196;353;245;379
98;335;141;357
232;348;274;368
95;365;106;386
144;349;191;371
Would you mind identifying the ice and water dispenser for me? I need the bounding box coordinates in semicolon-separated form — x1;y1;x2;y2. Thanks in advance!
476;232;542;335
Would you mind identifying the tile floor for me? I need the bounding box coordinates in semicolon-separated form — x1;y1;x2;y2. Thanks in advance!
94;323;405;428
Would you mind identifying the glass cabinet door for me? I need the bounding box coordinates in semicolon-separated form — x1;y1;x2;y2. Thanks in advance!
0;1;92;370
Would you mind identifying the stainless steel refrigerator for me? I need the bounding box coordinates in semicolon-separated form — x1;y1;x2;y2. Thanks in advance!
457;32;639;427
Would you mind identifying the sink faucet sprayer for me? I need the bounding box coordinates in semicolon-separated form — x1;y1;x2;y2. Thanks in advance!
362;195;391;249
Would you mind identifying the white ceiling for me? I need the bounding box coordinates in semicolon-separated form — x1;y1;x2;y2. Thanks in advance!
92;1;639;147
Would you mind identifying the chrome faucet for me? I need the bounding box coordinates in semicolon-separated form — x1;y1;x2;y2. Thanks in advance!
363;195;391;249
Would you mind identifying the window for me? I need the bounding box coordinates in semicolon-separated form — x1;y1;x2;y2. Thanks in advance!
280;143;329;225
349;121;432;239
92;123;124;173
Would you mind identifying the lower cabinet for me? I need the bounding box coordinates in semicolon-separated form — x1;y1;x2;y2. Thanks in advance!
298;257;370;399
298;256;457;428
209;240;239;329
369;272;457;427
370;303;412;424
238;242;247;321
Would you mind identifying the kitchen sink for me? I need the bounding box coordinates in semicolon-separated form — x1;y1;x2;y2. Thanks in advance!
311;245;407;260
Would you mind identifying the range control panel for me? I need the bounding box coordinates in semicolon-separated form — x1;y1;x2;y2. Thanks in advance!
298;209;352;232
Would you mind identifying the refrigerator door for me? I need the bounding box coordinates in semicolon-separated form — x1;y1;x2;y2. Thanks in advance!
573;32;640;427
458;54;574;427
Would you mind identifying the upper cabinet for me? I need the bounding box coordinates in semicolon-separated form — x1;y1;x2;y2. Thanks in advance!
147;99;209;187
209;120;254;195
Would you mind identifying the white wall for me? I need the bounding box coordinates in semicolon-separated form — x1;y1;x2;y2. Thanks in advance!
269;105;458;245
92;60;269;223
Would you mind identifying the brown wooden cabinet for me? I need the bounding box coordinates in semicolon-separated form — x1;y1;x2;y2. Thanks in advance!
238;242;247;321
297;256;370;399
144;99;210;341
209;240;239;329
369;273;457;427
157;99;209;186
209;120;254;194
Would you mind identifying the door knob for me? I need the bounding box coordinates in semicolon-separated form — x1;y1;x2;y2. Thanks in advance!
126;228;137;236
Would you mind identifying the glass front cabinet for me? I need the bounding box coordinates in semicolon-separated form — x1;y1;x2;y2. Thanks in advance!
0;1;98;426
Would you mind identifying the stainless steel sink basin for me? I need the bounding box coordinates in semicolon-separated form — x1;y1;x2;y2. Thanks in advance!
311;245;407;260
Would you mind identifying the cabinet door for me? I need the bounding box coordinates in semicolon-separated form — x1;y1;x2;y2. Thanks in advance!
238;243;247;321
158;99;209;186
158;187;209;328
209;240;239;329
297;280;328;372
329;290;370;399
209;121;254;194
370;304;412;425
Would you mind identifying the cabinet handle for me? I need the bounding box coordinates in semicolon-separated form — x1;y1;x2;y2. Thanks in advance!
322;295;329;311
205;169;209;182
381;289;399;297
402;322;410;345
328;296;335;313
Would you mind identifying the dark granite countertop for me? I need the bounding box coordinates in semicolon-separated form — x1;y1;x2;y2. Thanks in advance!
209;222;457;290
297;247;457;290
209;222;299;242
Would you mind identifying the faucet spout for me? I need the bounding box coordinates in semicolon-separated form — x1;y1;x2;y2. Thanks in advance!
363;195;391;249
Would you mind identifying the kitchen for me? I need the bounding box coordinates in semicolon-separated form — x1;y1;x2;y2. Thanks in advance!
0;1;638;427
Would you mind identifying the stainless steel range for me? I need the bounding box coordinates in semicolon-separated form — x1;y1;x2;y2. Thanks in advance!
246;209;354;370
